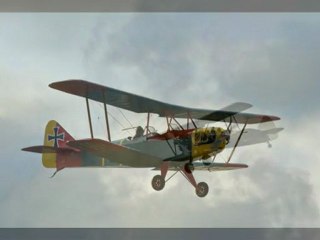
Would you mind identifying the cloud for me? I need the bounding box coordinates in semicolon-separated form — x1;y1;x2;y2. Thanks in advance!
83;14;226;107
215;18;320;117
1;153;318;227
82;14;320;119
1;13;320;227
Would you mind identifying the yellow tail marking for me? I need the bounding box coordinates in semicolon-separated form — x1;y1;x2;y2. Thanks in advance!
42;120;58;168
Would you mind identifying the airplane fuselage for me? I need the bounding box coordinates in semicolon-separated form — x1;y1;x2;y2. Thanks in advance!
116;126;230;163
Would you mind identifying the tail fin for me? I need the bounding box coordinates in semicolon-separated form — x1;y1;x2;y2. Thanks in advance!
42;120;75;168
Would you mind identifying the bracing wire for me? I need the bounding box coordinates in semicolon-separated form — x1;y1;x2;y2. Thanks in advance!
118;108;134;128
97;103;132;136
91;102;105;133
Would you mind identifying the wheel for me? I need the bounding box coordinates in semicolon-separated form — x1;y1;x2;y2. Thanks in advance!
151;175;165;191
196;182;209;198
184;163;194;174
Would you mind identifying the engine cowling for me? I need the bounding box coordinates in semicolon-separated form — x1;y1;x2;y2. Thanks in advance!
191;127;229;159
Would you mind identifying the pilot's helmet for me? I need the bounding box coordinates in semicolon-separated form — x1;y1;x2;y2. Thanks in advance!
136;126;144;136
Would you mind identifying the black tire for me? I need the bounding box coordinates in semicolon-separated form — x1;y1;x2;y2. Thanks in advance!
196;182;209;198
151;175;165;191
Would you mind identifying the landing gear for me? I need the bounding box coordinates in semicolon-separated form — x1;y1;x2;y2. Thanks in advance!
181;164;209;198
184;162;194;173
151;175;165;191
151;162;209;197
196;182;209;198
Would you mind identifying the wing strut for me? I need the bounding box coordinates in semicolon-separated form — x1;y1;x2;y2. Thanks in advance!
187;112;197;129
102;91;111;141
226;121;247;163
146;112;150;134
86;91;111;141
86;97;94;139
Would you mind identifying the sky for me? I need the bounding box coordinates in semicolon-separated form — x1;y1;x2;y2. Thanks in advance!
0;13;320;227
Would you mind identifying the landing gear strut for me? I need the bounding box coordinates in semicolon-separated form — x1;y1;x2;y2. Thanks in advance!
184;162;194;173
151;162;209;198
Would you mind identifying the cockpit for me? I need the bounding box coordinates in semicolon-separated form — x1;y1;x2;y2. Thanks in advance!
129;126;158;140
133;126;144;139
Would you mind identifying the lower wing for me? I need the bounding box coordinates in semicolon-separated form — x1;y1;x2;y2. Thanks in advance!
153;161;248;171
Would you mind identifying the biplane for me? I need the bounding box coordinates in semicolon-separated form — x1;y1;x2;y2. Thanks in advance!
22;80;282;197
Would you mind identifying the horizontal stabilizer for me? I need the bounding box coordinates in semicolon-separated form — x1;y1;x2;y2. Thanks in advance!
264;127;284;135
22;145;77;154
67;139;162;168
227;127;284;148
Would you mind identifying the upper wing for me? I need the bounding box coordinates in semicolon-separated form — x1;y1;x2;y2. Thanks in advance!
49;79;280;124
67;138;162;168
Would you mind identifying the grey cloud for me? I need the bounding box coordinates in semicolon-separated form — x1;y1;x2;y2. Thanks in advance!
1;156;318;227
82;14;320;121
83;14;222;106
215;18;320;118
1;13;320;228
237;157;319;226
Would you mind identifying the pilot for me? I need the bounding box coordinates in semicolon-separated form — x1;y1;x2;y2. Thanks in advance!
201;132;208;144
208;132;216;143
133;126;144;139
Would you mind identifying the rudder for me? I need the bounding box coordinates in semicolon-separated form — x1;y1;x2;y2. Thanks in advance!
42;120;75;168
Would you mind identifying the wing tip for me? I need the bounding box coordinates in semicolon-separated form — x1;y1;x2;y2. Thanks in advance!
266;115;281;121
238;102;253;108
49;79;86;89
229;163;249;168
